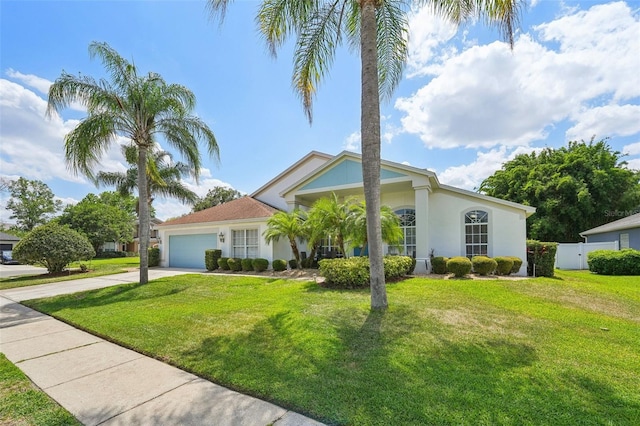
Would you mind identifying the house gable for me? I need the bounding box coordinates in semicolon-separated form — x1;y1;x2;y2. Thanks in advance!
300;158;407;191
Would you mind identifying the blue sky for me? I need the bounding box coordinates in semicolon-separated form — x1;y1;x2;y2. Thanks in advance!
1;0;639;221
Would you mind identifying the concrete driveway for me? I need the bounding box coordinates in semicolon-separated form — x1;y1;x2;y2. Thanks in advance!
0;264;47;279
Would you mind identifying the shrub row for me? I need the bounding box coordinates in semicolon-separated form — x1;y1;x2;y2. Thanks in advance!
526;240;558;277
587;249;640;275
431;255;522;276
318;256;414;288
205;249;222;271
95;251;137;259
214;257;272;272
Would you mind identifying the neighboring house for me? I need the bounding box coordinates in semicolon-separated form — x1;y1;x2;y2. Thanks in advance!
580;212;640;250
0;232;20;252
100;217;164;253
158;151;536;273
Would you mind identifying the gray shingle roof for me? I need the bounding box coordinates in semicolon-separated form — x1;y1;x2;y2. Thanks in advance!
0;232;20;241
580;212;640;236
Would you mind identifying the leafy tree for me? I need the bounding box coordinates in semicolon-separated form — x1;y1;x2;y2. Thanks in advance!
96;146;196;213
209;0;523;309
263;209;306;269
47;41;219;284
192;186;243;212
96;191;138;216
6;177;62;231
58;193;135;252
13;222;95;273
480;138;640;242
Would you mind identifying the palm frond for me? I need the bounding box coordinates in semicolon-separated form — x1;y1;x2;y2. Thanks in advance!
376;1;409;101
63;113;118;179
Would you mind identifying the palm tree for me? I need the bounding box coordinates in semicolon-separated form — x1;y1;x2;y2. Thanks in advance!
95;145;198;211
209;0;522;309
308;192;354;257
348;201;403;255
47;41;219;284
263;209;306;268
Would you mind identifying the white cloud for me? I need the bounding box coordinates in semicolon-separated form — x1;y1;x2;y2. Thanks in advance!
625;158;640;171
567;105;640;140
396;2;640;150
6;68;52;94
438;146;541;190
622;141;640;156
406;7;458;77
343;131;361;152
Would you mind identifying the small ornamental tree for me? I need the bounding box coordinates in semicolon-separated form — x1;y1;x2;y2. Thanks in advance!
13;222;95;273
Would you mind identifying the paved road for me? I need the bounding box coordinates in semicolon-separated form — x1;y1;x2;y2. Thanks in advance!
0;264;47;279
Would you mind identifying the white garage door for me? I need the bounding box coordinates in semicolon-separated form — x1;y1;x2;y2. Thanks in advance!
169;234;217;269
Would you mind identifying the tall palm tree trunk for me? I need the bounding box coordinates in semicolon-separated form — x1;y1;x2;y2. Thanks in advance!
360;0;387;309
138;146;150;284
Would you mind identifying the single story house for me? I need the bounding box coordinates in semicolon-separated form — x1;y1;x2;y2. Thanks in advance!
0;232;20;252
158;151;536;274
580;212;640;250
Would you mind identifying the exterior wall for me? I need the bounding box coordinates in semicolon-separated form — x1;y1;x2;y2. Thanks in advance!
253;155;330;211
159;219;274;267
428;190;528;274
586;228;640;250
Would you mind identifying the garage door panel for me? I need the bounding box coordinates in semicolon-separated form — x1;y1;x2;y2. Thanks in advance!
169;234;217;269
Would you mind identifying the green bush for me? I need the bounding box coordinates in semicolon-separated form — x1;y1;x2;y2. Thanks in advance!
406;257;417;275
319;257;370;288
587;249;640;275
507;256;523;274
273;259;287;271
431;257;449;274
252;258;269;272
148;247;160;267
318;256;412;288
205;249;220;271
218;257;230;270
494;257;514;275
447;257;472;278
527;241;558;277
301;257;318;268
289;259;298;269
13;223;95;273
241;258;254;271
472;256;497;275
228;258;243;272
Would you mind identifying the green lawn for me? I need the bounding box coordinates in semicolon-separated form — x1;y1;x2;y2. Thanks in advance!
0;257;140;290
24;270;640;425
0;353;80;425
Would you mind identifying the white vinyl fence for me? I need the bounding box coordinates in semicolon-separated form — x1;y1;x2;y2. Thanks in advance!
556;241;619;270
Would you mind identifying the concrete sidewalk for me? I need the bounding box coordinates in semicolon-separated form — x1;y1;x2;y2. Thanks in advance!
0;271;325;426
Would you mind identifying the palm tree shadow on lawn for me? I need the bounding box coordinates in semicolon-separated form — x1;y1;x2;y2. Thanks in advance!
173;305;635;425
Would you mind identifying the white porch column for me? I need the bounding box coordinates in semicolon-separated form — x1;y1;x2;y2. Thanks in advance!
414;185;430;273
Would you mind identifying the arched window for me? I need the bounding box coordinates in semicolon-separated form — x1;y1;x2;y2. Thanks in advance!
465;210;488;258
395;208;416;258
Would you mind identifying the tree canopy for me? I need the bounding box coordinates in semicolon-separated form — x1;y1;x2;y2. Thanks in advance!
6;177;62;231
480;138;640;242
192;186;242;212
58;192;136;252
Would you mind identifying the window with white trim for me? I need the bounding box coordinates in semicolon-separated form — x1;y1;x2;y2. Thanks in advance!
232;229;259;258
465;210;488;258
388;208;416;257
620;233;630;249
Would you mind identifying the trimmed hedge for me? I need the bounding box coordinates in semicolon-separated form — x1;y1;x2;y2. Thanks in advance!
218;257;230;270
252;258;269;272
205;249;222;271
431;256;448;274
472;256;497;276
318;256;413;288
241;258;254;271
447;257;472;278
587;249;640;275
494;257;514;275
527;241;558;277
273;259;287;272
507;256;523;275
228;258;243;272
406;257;417;275
289;259;298;269
148;247;160;267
